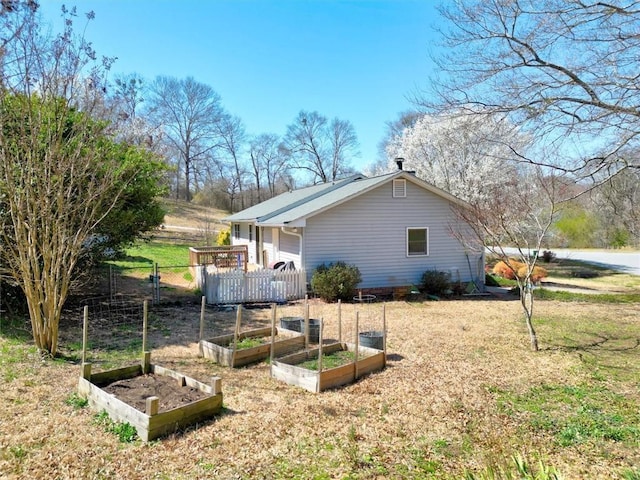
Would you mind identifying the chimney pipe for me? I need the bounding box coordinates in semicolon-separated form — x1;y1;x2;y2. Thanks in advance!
395;157;404;170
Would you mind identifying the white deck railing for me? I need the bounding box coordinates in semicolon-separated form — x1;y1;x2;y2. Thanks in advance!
197;267;307;304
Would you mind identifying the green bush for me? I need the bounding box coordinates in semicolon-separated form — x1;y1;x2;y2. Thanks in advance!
311;262;361;302
421;270;451;296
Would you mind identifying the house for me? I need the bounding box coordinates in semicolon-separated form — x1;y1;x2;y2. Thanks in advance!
223;168;484;294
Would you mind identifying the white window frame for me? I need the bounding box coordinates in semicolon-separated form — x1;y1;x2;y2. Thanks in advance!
406;227;429;256
233;224;240;240
393;179;407;198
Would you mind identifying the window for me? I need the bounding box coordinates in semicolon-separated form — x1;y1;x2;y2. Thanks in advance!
393;179;406;198
233;224;240;239
407;228;429;256
249;224;253;242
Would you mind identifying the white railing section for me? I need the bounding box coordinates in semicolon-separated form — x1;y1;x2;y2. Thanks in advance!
197;266;307;304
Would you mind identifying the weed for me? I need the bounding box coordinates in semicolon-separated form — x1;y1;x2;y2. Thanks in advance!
234;337;265;349
64;393;89;410
93;410;138;443
9;445;27;459
297;350;356;371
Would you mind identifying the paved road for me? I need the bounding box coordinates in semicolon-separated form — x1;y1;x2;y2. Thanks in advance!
499;248;640;276
549;249;640;276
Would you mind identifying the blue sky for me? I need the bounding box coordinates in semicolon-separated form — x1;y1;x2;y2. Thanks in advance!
38;1;442;170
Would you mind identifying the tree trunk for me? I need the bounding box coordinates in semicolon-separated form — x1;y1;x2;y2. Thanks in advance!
520;281;539;351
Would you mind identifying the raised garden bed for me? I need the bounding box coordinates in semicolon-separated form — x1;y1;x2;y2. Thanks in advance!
199;326;305;367
271;342;385;393
77;355;223;442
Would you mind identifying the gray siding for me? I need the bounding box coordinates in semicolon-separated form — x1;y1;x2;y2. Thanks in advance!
279;231;302;268
304;180;482;288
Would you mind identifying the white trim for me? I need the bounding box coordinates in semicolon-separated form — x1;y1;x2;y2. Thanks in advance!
406;227;429;256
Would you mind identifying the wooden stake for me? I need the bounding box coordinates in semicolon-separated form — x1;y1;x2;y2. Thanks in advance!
211;376;222;395
142;300;148;353
304;297;310;349
199;295;206;342
82;305;89;365
235;304;242;336
270;303;276;365
142;351;151;374
382;302;387;367
82;362;91;380
317;318;324;393
146;396;159;416
337;299;342;343
354;312;360;380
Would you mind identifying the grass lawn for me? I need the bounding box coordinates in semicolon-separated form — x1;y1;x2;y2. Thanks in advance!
1;253;639;479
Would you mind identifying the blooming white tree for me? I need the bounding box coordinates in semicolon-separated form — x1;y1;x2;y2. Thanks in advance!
385;112;526;203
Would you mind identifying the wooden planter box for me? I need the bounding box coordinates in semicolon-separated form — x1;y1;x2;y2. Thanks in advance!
77;357;223;442
271;342;386;393
199;326;305;367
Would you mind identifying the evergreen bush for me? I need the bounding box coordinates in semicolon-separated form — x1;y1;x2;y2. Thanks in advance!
311;262;361;302
420;270;451;296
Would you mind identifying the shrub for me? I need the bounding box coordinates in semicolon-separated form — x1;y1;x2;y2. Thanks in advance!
517;265;548;283
420;270;451;296
311;262;361;302
541;250;556;263
492;260;524;280
493;260;547;283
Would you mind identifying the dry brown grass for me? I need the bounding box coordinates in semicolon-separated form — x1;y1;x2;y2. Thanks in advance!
1;295;639;479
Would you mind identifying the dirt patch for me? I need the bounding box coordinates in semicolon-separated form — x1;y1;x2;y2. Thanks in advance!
101;374;209;413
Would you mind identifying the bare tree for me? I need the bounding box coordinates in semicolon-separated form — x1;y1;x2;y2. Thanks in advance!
147;76;225;201
592;168;640;246
426;0;640;182
215;114;247;209
453;166;566;351
0;4;158;356
283;110;359;183
249;133;290;202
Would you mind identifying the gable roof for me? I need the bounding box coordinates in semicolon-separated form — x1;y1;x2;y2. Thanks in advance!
224;171;468;227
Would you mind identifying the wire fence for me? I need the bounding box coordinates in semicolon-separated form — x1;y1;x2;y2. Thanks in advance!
2;263;387;373
197;297;388;364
